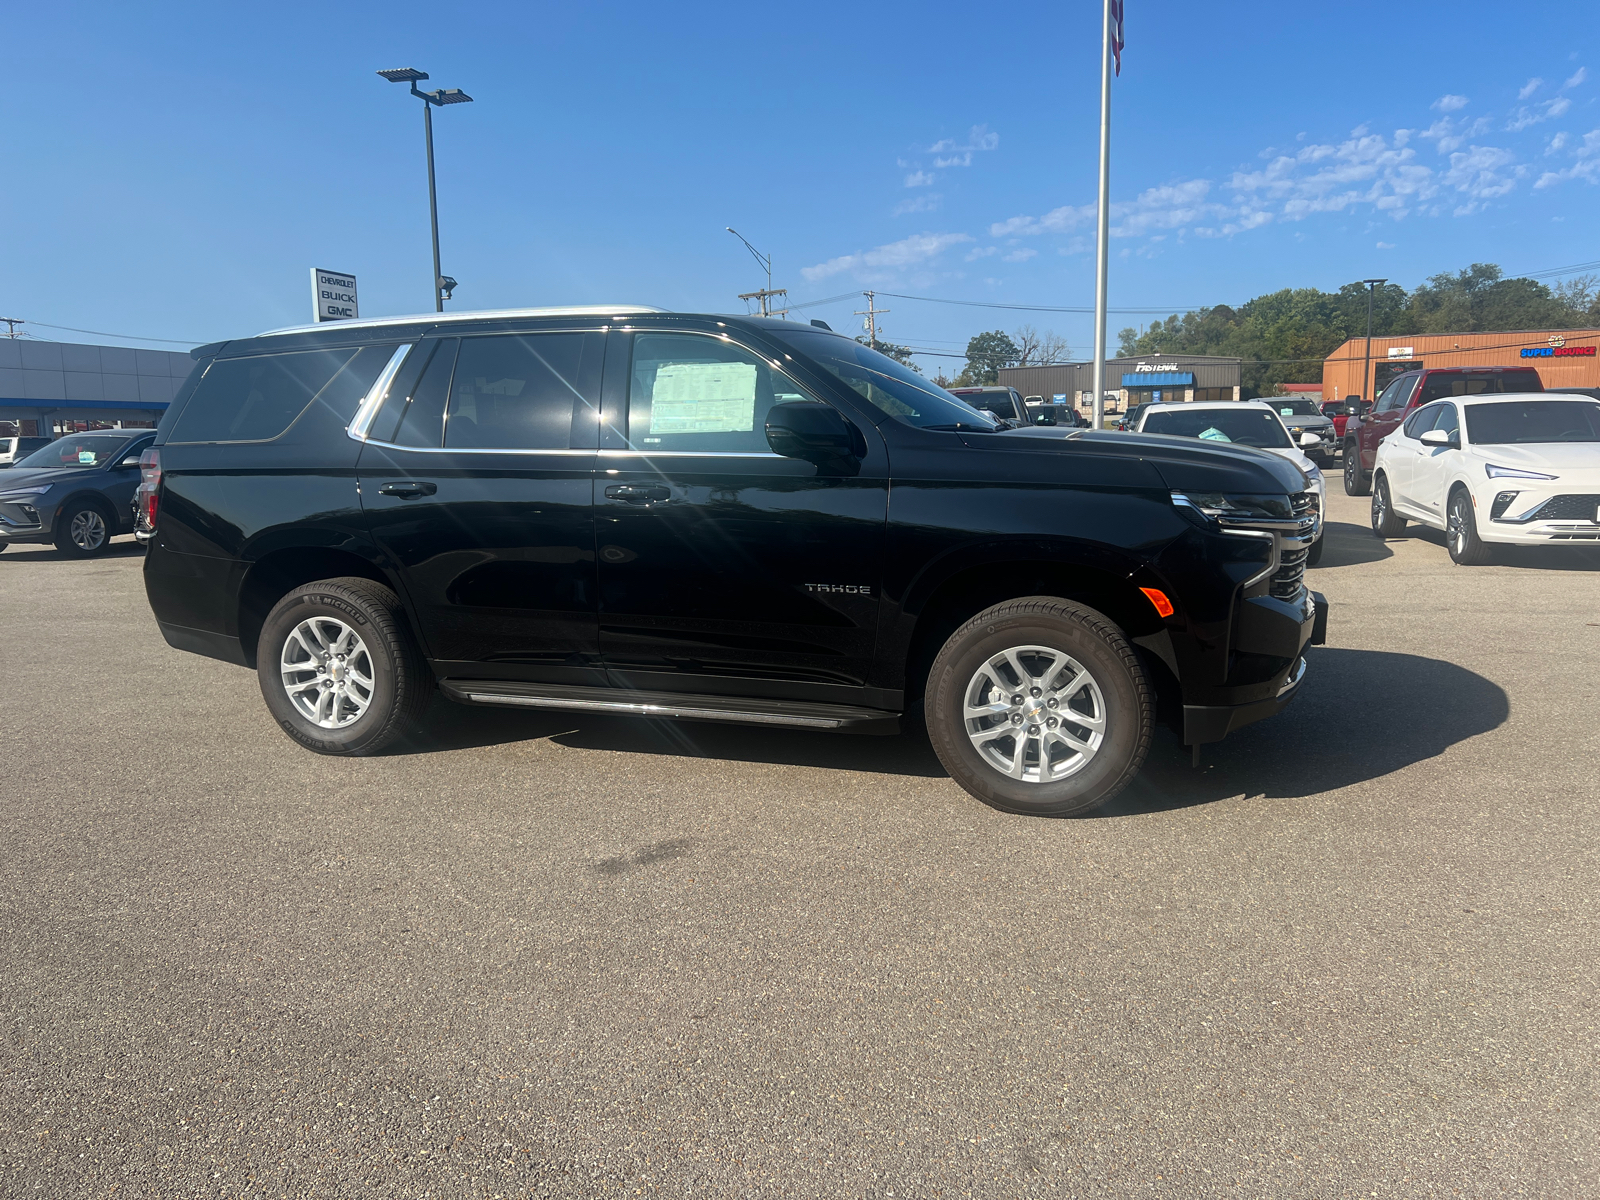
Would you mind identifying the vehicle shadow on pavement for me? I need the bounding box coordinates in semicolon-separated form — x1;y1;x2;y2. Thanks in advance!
1310;520;1392;569
1100;646;1508;817
0;539;145;561
1393;524;1600;571
395;647;1507;812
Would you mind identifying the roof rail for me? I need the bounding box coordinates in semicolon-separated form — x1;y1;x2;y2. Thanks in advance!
258;304;670;337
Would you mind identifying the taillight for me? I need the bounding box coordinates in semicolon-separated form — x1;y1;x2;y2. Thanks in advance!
136;448;161;532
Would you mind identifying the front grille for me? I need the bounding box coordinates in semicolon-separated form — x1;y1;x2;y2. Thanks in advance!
1220;491;1317;603
1291;490;1319;520
1270;542;1308;600
1528;494;1600;522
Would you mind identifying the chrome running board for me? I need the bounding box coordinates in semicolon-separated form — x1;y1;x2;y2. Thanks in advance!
438;679;900;732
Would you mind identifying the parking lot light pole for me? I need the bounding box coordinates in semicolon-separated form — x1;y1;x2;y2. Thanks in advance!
377;68;473;312
1360;278;1387;410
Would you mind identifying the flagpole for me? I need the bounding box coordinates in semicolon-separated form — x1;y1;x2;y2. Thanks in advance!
1091;0;1113;431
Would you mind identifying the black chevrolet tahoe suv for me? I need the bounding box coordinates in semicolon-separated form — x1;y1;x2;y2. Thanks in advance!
139;307;1327;816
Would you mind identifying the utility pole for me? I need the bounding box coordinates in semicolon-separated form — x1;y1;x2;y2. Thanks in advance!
0;318;22;339
726;227;788;317
1090;0;1121;432
1360;278;1387;409
854;291;890;346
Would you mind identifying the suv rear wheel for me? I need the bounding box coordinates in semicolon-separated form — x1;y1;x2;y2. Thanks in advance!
926;597;1152;817
256;577;431;756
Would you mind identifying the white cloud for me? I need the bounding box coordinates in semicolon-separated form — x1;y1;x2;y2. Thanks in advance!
1422;114;1493;154
1443;144;1524;212
801;232;973;282
1518;78;1543;100
1546;131;1569;155
964;245;998;261
904;170;934;188
1535;128;1600;188
1376;241;1396;249
1564;67;1588;89
1001;248;1038;263
892;194;940;216
1433;93;1469;112
1507;97;1571;131
929;125;999;156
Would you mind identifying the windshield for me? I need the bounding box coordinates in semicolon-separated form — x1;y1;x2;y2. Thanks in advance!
14;434;134;469
1274;400;1322;417
1465;400;1600;445
776;331;1001;431
1142;407;1292;449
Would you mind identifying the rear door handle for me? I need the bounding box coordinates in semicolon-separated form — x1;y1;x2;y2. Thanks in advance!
604;484;671;505
377;481;437;499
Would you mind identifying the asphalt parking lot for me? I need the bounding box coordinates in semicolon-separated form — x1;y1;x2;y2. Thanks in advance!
2;486;1597;1199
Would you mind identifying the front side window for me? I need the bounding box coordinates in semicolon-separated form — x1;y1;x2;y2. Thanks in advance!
773;330;1000;431
1402;404;1446;439
627;333;813;453
1433;402;1460;439
14;433;133;469
1465;400;1600;445
1375;378;1410;413
445;333;602;450
1140;407;1291;449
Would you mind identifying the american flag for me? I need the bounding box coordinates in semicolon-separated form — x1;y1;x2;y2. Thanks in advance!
1111;0;1125;75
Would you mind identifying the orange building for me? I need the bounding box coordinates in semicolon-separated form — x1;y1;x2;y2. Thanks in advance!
1320;328;1600;403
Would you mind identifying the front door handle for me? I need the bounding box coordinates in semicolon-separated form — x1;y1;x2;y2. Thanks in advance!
377;481;437;499
604;484;671;505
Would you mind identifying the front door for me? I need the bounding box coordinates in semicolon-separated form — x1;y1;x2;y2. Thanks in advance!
595;329;888;702
1361;376;1415;471
1409;401;1460;519
357;330;605;684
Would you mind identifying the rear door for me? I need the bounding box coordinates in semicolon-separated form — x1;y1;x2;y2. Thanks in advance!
356;329;605;685
594;328;888;703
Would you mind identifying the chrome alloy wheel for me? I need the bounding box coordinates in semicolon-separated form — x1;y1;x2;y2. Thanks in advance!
70;509;108;551
280;617;376;729
962;644;1107;783
1448;498;1468;557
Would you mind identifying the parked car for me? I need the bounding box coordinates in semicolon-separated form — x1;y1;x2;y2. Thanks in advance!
0;436;51;468
139;307;1325;817
947;385;1027;426
0;430;154;555
1369;393;1600;564
1549;386;1600;400
1343;365;1543;495
1264;398;1336;464
1135;400;1326;565
1319;399;1352;439
1116;403;1150;432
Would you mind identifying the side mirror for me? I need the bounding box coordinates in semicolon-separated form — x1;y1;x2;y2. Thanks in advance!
120;456;143;468
1419;429;1450;447
1299;432;1322;448
765;401;859;464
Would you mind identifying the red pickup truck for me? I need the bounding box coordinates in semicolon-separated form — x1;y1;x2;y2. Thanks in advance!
1342;365;1543;495
1320;399;1351;440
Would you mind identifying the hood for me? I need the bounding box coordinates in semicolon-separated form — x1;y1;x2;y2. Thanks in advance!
0;467;90;491
1469;442;1600;472
986;427;1309;495
1272;411;1332;428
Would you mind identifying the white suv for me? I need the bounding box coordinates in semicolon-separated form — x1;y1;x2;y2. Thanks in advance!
1370;393;1600;564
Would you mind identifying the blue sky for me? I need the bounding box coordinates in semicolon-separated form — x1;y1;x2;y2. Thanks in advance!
2;1;1596;369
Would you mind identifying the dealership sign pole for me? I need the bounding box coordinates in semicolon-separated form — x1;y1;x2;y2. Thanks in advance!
1090;0;1123;431
310;268;359;323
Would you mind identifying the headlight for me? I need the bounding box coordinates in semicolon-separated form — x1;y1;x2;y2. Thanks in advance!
0;486;51;500
1171;492;1294;520
1485;464;1557;481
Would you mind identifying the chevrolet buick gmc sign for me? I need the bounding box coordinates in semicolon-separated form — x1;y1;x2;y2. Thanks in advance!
310;268;359;322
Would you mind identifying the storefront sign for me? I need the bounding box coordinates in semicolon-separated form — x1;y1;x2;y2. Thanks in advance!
1520;345;1596;358
1134;361;1179;372
1386;347;1414;358
310;268;359;322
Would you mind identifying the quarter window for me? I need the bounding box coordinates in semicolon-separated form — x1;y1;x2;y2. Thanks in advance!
171;346;395;443
627;333;813;453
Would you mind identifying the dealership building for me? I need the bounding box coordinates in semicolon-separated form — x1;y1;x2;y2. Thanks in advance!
1320;329;1600;402
0;338;194;438
998;353;1242;410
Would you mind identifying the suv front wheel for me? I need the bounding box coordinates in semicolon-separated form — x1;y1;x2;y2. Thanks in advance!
926;597;1153;817
256;577;431;756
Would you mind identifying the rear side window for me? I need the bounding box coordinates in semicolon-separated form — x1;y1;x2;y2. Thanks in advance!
170;346;395;443
1419;370;1544;403
444;333;602;450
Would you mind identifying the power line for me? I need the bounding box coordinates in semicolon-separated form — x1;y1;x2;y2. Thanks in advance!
18;319;202;345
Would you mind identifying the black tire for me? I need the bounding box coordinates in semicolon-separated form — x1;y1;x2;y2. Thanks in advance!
1343;443;1369;496
1371;474;1407;538
1446;488;1493;566
1306;533;1325;566
54;499;115;557
926;597;1152;817
256;576;431;756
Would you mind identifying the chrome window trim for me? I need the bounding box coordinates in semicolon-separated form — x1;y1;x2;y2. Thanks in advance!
260;305;668;338
599;449;784;459
357;440;596;457
346;344;415;442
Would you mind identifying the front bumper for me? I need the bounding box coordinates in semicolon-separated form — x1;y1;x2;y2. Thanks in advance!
1183;590;1327;746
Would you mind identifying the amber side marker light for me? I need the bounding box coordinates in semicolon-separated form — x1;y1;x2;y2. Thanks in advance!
1140;587;1175;618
